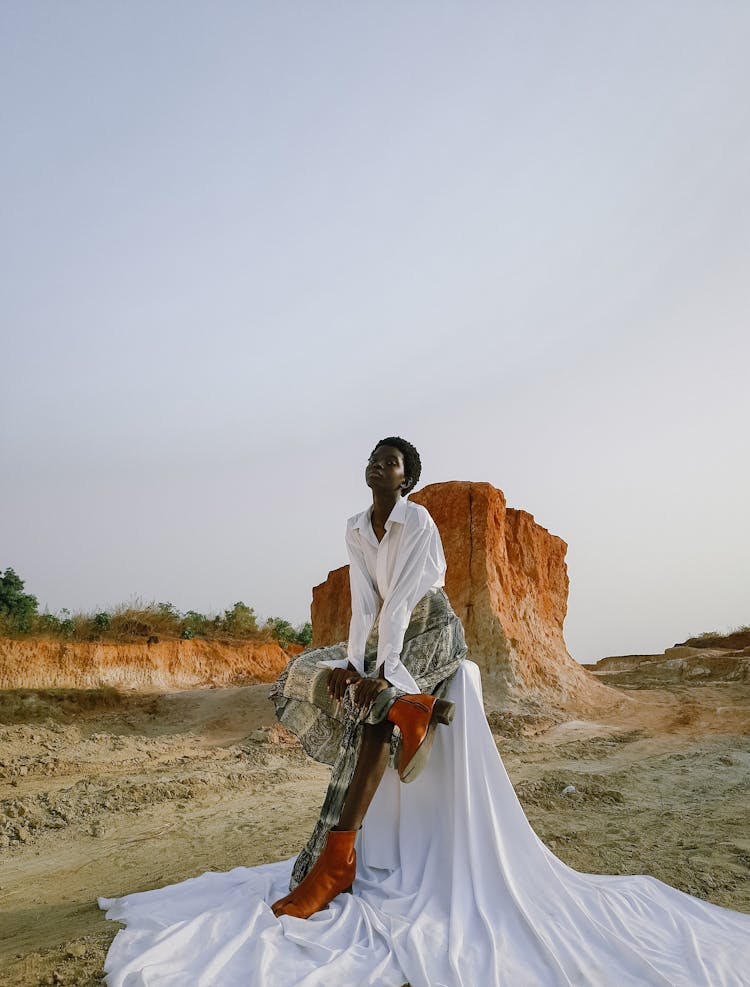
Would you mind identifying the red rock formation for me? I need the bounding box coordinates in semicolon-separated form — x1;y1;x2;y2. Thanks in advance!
0;637;289;691
312;481;612;707
311;569;350;649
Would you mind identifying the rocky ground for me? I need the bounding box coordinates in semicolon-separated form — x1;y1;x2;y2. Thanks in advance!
2;672;749;986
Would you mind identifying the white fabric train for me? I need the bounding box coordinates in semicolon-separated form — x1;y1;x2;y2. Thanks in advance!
98;662;750;986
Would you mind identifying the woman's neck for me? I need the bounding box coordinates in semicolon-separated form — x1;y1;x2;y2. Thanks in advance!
370;492;400;527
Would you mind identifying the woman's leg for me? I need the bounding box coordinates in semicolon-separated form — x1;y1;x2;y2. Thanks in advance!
335;719;394;831
271;721;393;918
271;718;394;917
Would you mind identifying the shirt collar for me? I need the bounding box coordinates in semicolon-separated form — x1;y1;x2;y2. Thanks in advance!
354;495;409;542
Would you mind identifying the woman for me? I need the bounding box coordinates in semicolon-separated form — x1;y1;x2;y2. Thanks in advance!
99;437;750;987
268;435;465;918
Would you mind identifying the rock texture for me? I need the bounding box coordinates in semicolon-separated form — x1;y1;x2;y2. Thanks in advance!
584;646;750;686
676;630;750;651
312;481;612;707
0;637;289;691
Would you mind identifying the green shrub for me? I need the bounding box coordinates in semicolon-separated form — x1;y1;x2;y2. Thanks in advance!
0;574;308;647
181;610;210;639
221;601;258;636
0;567;39;633
296;622;313;646
94;612;111;631
265;617;297;645
35;613;62;634
58;609;76;637
265;617;313;646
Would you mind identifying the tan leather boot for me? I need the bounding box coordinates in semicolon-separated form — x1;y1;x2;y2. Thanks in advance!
272;828;357;919
386;694;455;783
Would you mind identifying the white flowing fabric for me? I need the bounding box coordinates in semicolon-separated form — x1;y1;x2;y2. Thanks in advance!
98;662;750;986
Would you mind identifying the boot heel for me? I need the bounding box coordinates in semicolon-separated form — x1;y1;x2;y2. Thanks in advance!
433;699;455;726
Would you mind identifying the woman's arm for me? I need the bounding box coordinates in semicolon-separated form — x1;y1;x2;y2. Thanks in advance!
344;521;381;671
376;515;446;693
316;519;379;678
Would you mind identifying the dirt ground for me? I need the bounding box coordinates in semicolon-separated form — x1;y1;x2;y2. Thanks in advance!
2;677;749;987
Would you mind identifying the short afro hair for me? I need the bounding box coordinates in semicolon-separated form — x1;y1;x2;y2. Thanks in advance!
369;436;422;497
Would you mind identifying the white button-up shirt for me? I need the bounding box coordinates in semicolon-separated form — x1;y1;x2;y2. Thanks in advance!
317;495;447;694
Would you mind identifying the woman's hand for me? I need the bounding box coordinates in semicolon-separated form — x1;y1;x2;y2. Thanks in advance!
327;667;361;702
352;676;390;711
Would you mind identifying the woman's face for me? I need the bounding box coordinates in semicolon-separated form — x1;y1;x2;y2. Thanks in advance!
366;444;407;496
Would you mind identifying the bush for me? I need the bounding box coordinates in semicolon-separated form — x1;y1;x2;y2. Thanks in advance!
0;576;309;647
94;612;111;631
265;617;297;645
221;602;259;636
181;610;210;640
296;622;313;646
265;617;313;646
35;613;62;635
58;609;76;637
0;568;39;633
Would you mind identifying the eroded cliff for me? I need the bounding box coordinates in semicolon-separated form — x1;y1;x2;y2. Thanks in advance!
0;637;289;691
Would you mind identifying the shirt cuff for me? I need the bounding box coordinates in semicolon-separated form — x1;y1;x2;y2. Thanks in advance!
316;657;349;670
381;656;420;694
317;656;368;677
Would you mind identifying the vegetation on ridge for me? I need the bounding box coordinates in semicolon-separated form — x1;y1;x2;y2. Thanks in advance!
0;567;312;646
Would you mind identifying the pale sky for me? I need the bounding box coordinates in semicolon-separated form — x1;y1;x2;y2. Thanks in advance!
2;2;748;662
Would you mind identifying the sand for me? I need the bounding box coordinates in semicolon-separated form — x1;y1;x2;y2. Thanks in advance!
2;677;749;987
